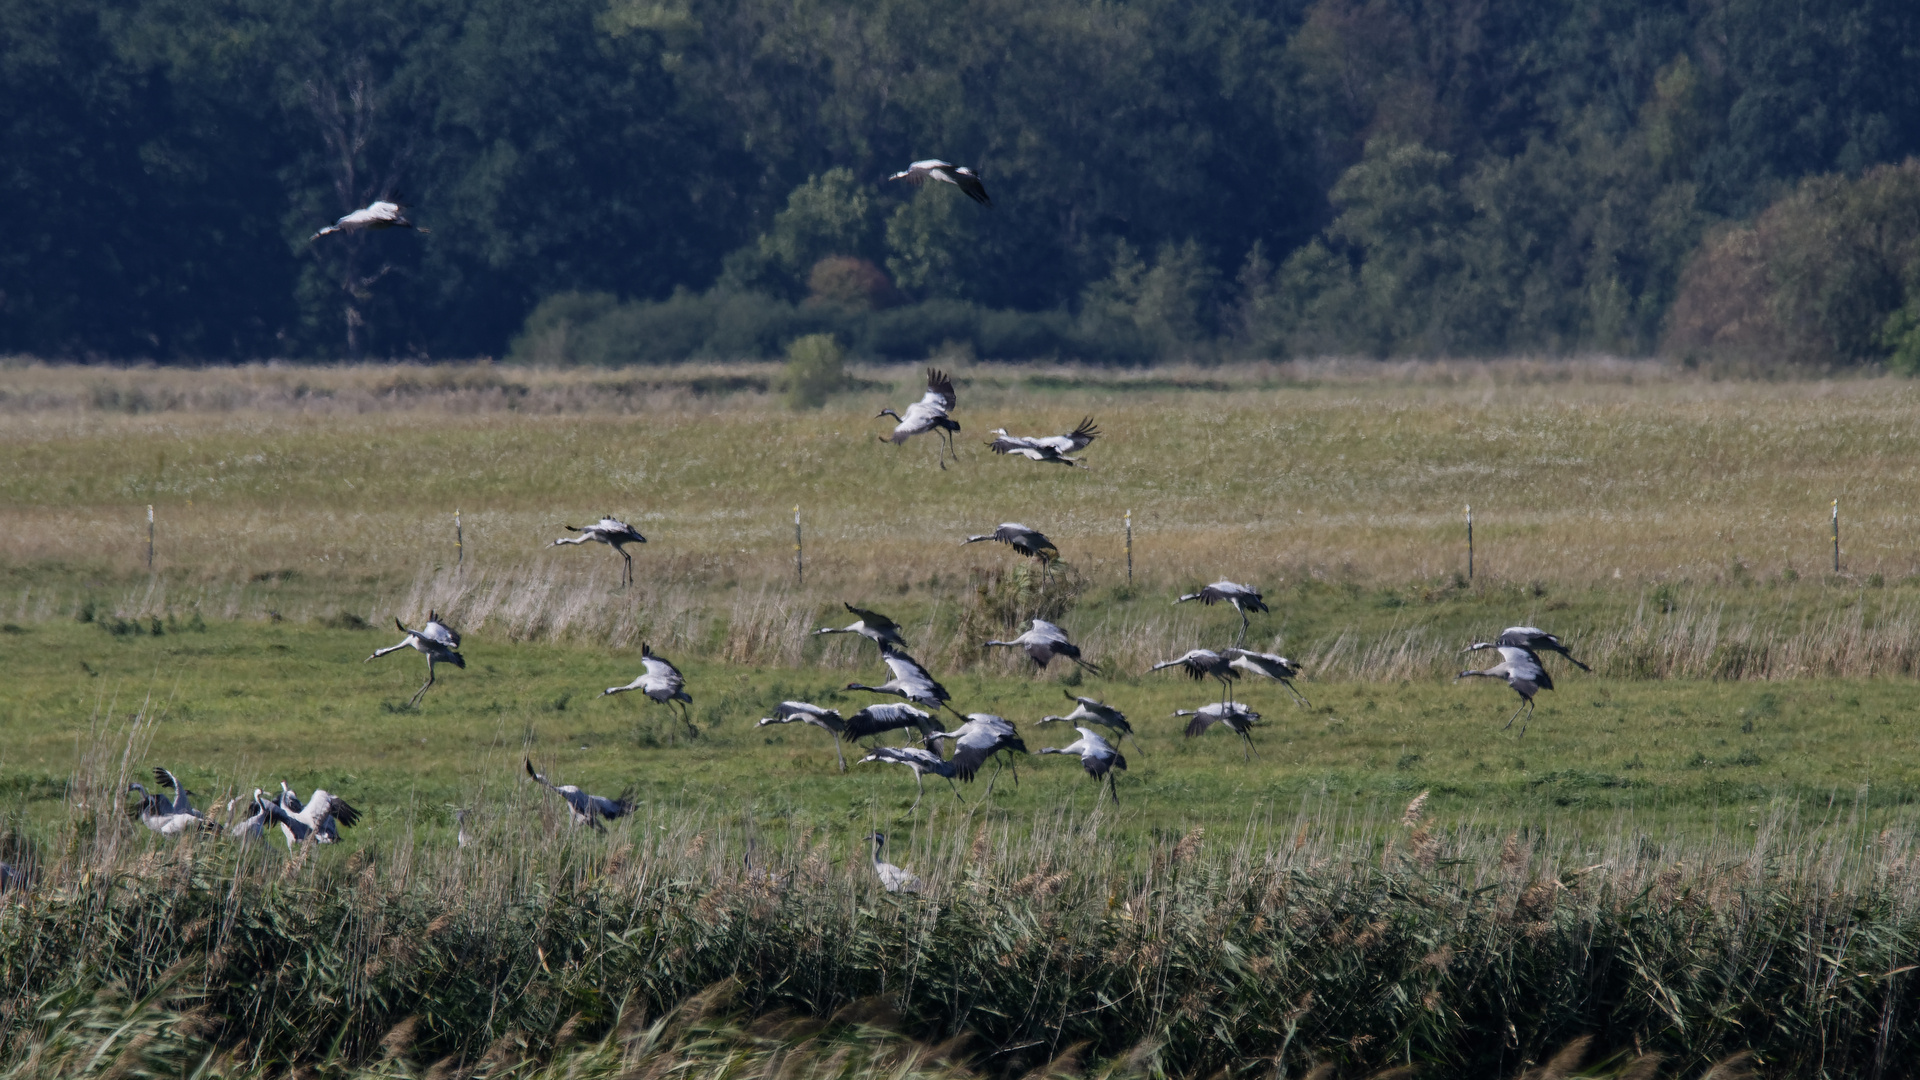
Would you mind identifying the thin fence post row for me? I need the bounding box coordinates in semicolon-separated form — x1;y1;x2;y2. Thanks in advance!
147;505;154;571
1125;508;1133;587
456;508;464;567
1832;499;1840;574
794;506;803;586
1465;505;1473;582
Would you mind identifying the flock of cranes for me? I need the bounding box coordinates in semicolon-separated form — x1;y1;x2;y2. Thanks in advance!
98;275;1596;890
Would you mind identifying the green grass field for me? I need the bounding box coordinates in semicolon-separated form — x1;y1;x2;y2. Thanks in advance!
6;360;1920;1078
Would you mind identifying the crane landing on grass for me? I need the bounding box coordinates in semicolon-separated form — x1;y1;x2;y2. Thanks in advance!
1471;627;1591;672
984;619;1098;673
859;747;963;810
813;603;909;651
1175;581;1268;646
366;612;464;705
877;368;960;468
552;517;647;587
1176;702;1264;761
526;759;634;831
1224;649;1310;707
1039;693;1138;750
1037;727;1126;804
604;644;697;735
1457;645;1553;734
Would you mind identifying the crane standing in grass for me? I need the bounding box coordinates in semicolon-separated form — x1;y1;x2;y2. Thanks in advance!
1457;645;1553;733
1037;727;1126;804
988;417;1100;456
876;368;961;468
551;517;648;587
604;644;696;735
866;831;924;893
1175;581;1269;646
366;612;465;706
128;768;219;836
525;759;635;831
1224;649;1311;706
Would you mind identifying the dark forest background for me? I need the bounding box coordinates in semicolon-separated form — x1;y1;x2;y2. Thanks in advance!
7;0;1920;364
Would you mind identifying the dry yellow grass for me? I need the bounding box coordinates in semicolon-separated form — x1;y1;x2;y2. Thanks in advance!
5;357;1919;677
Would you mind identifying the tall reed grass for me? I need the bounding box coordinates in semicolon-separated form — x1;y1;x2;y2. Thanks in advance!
4;750;1917;1079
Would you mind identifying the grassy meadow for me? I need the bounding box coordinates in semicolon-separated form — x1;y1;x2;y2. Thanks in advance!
4;358;1920;1078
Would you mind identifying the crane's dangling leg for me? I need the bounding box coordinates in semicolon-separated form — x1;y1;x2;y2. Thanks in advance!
1502;697;1529;731
679;700;698;738
1235;606;1249;648
910;771;926;812
1283;680;1312;708
1107;772;1120;805
948;776;964;803
833;733;847;773
410;657;436;706
621;548;633;588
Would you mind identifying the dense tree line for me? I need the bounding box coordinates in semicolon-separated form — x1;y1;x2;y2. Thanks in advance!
4;0;1919;361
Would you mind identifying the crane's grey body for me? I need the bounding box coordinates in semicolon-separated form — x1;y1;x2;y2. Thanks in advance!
1175;580;1269;645
1457;645;1554;733
366;612;465;705
552;516;647;586
846;646;963;717
229;793;272;842
888;159;992;207
877;368;960;467
526;759;634;832
1150;648;1239;703
259;787;360;849
310;199;428;240
866;832;924;893
986;439;1086;468
1037;726;1126;803
985;618;1098;673
758;700;940;770
1471;627;1591;673
1224;648;1310;707
129;768;218;836
1176;702;1265;760
1040;693;1137;749
814;602;909;651
604;644;696;734
278;781;342;843
455;808;473;848
989;417;1099;456
928;713;1027;794
859;746;962;809
962;523;1058;562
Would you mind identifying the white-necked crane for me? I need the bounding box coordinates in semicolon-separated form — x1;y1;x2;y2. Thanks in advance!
928;714;1028;794
988;417;1099;454
310;200;429;240
259;787;360;849
1150;648;1239;703
1176;702;1264;760
1175;581;1269;645
1457;645;1553;733
877;367;961;468
846;646;964;718
757;700;941;772
888;160;992;207
552;517;647;587
986;439;1086;469
604;644;696;734
366;612;464;705
228;792;272;842
1037;727;1126;804
813;602;909;651
525;759;635;831
859;747;962;811
1471;627;1591;672
128;768;218;836
1224;649;1311;707
1039;692;1137;750
865;831;924;893
984;618;1099;673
